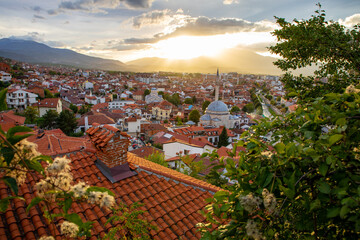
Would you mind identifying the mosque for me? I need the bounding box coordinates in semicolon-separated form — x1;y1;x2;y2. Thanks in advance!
200;69;243;129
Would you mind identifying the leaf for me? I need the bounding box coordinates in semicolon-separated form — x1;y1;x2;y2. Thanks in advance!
7;134;33;145
86;186;115;196
286;143;297;157
318;181;331;194
274;143;285;154
63;198;73;214
214;191;228;202
26;197;43;213
310;198;321;211
6;126;32;138
65;213;83;226
327;207;340;218
328;134;343;146
0;198;9;212
340;205;350;219
32;155;53;163
319;164;328;176
263;173;273;188
279;185;295;199
336;118;346;126
26;160;44;174
3;176;18;195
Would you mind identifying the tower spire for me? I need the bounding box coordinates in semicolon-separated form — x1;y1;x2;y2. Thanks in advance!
215;68;220;101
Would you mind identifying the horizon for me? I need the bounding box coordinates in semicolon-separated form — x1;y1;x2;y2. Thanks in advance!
0;1;359;65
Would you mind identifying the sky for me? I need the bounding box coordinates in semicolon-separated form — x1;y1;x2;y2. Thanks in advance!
0;0;359;63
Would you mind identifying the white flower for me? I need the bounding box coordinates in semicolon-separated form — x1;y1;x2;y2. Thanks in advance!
46;157;71;175
239;193;262;212
53;172;73;191
39;236;55;240
262;188;277;214
345;84;360;94
60;221;79;238
71;182;89;198
245;220;263;240
35;179;52;198
99;192;115;208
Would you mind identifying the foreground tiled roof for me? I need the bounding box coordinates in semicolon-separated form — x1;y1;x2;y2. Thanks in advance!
27;129;96;156
0;151;218;240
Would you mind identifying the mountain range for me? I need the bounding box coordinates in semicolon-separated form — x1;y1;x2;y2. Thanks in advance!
0;38;282;75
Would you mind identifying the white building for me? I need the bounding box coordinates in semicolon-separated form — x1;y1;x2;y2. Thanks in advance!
0;71;11;82
6;89;38;110
38;98;62;117
108;100;135;109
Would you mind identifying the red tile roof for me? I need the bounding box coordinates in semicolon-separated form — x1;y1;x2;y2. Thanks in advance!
0;151;219;240
27;129;96;156
130;146;164;159
37;98;60;108
0;111;26;132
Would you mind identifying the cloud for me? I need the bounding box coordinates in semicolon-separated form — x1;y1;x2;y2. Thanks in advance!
223;0;239;5
339;13;360;27
33;15;45;20
31;6;43;12
48;0;154;15
124;16;276;44
132;9;171;28
9;32;65;48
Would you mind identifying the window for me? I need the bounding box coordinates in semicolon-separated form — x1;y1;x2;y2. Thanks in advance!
184;150;190;155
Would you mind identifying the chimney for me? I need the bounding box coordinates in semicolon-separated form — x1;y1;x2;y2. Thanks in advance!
86;124;137;182
84;116;89;130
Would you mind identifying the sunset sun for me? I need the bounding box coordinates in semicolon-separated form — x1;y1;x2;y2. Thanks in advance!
150;32;275;60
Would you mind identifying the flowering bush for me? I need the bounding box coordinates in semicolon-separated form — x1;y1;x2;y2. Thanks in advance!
0;126;153;239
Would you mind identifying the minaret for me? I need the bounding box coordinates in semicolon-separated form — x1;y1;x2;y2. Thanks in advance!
215;68;220;101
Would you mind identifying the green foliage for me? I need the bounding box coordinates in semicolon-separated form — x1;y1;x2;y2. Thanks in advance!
69;104;78;114
178;155;207;179
102;202;157;240
146;152;167;167
199;7;360;239
143;89;151;97
269;3;360;101
217;127;229;148
184;98;193;104
163;93;181;106
39;110;59;129
192;95;197;104
57;110;78;135
44;89;54;98
202;100;211;112
230;105;240;114
0;88;7;111
23;106;39;124
242;102;255;113
189;109;201;124
78;104;91;115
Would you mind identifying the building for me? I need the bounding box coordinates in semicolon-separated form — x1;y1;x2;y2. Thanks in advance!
6;89;38;110
0;124;221;239
108;100;135;109
151;100;173;121
0;71;11;82
200;101;243;129
37;98;62;117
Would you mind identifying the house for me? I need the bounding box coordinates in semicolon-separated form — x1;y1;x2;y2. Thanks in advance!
130;146;164;159
76;113;116;132
108;100;135;109
0;124;221;239
37;98;62;117
152;100;173;121
27;129;96;156
125;115;142;134
132;90;144;101
0;71;11;82
0;110;25;132
6;89;38;110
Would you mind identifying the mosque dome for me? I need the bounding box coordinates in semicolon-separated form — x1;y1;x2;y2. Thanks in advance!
205;101;229;115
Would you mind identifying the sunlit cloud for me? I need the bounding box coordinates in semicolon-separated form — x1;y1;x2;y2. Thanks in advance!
339;13;360;27
223;0;239;5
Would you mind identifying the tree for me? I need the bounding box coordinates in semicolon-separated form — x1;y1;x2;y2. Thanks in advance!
39;110;59;129
69;104;78;114
230;105;240;114
0;89;7;111
269;3;360;101
78;105;91;115
202;100;211;112
242;102;255;113
23;106;38;124
57;110;78;135
217;127;229;147
189;109;200;124
143;89;151;97
146;152;167;167
192;96;197;104
44;89;54;98
199;7;360;239
184;98;193;104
